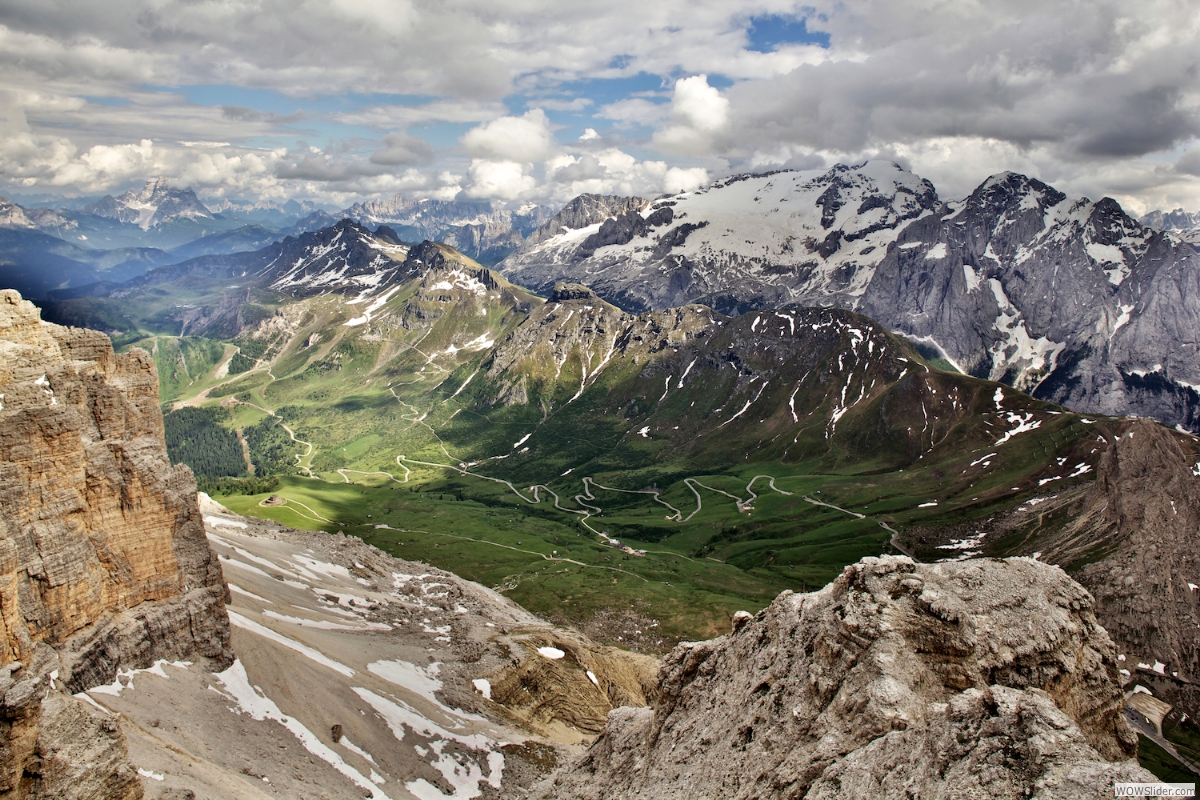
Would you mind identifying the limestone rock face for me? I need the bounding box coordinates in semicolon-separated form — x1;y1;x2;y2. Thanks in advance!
1029;420;1200;714
0;289;232;796
539;556;1156;799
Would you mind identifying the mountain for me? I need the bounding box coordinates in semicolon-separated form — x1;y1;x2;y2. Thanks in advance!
0;226;173;299
206;196;329;226
85;177;214;229
500;163;1200;432
539;556;1156;798
37;227;1200;714
342;194;555;265
0;195;72;230
165;222;287;259
1141;207;1200;245
0;290;231;796
501;162;939;312
94;497;658;798
1;180;262;253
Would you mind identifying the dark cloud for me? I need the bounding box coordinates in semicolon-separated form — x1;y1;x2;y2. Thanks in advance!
369;132;434;166
221;106;304;124
721;1;1200;166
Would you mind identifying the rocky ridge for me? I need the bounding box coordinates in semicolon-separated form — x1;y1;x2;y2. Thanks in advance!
85;495;659;798
932;419;1200;718
342;194;554;265
537;556;1157;799
1141;207;1200;245
0;289;232;796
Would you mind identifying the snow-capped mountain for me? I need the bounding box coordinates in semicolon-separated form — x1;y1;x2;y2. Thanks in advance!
204;196;329;227
85;178;214;229
855;172;1199;430
0;195;72;230
342;195;554;265
502;161;939;313
500;163;1200;430
1140;207;1200;245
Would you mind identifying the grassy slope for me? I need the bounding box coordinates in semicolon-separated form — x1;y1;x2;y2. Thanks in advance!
206;316;1111;644
91;251;1127;647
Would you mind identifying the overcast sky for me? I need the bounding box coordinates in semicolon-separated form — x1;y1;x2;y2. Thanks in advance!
1;0;1197;214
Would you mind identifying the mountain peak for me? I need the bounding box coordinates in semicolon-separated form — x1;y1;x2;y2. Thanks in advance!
86;177;212;228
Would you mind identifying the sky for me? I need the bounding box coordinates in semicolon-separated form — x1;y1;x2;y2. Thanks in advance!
0;0;1198;215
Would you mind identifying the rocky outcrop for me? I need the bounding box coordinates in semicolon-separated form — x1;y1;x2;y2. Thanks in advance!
341;194;554;265
1008;420;1200;715
538;556;1155;799
1141;207;1200;245
0;289;232;796
517;194;648;251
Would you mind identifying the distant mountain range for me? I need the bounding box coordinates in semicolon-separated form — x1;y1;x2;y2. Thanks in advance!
8;167;1200;430
85;177;214;229
0;182;555;300
1141;207;1200;245
500;163;1200;431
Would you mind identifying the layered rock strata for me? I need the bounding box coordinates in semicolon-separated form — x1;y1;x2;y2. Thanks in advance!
1015;420;1200;715
0;289;232;796
538;556;1156;799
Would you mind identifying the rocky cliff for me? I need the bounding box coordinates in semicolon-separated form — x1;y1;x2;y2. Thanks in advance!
0;289;232;796
537;556;1156;799
969;419;1200;717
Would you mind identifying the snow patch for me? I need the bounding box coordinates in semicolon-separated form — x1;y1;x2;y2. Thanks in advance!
962;264;982;293
228;611;354;676
204;515;247;529
214;660;387;798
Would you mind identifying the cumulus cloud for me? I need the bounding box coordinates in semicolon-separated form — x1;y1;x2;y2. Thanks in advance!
461;109;555;162
653;75;730;155
663;166;709;194
0;1;1197;211
463;159;536;200
716;1;1200;197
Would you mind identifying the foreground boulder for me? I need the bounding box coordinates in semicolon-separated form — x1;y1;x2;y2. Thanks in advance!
538;556;1156;799
0;289;232;797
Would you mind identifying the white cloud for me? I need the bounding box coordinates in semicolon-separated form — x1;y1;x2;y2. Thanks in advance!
653;75;729;156
461;109;555;163
664;166;709;194
463;159;536;200
670;75;729;132
0;1;1195;212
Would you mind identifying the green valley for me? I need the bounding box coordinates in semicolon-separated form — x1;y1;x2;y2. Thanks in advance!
47;228;1144;647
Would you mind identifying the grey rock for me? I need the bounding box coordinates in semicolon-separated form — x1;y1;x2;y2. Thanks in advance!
537;556;1156;799
500;164;1200;431
1141;207;1200;245
999;419;1200;716
85;178;212;229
